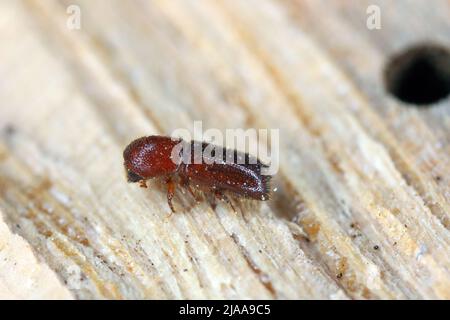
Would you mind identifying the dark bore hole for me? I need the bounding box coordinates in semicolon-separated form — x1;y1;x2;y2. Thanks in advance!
384;44;450;106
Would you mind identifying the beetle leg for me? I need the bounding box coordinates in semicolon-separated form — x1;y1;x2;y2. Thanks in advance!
214;190;236;213
186;185;201;204
206;192;217;211
181;177;199;201
166;177;176;214
139;180;147;188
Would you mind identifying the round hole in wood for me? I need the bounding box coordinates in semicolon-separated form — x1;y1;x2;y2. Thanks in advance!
384;44;450;106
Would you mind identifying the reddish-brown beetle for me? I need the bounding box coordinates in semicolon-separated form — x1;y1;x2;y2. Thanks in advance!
123;135;271;212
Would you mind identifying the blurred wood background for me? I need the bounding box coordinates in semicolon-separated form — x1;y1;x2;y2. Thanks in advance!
0;0;449;299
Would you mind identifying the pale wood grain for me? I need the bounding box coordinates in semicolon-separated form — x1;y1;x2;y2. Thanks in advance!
0;211;73;299
0;0;448;299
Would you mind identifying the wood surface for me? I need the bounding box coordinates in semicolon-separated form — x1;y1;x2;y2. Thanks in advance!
0;0;449;299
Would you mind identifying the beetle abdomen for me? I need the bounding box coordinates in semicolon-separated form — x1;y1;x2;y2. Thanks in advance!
180;141;271;200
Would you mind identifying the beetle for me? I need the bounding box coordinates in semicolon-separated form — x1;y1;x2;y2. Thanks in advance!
123;135;271;212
